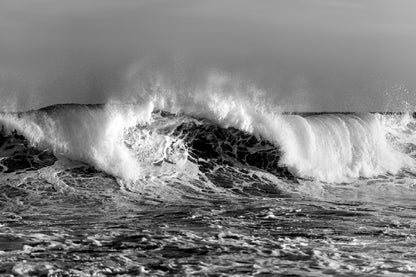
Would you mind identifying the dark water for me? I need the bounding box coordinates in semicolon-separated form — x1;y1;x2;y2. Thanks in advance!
2;172;416;276
1;107;416;276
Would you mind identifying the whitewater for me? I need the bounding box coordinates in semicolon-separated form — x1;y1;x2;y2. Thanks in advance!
2;92;416;275
1;100;414;183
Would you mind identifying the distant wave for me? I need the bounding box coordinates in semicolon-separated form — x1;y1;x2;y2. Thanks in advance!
1;102;415;183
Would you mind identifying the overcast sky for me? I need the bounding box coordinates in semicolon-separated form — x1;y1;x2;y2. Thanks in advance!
1;0;416;111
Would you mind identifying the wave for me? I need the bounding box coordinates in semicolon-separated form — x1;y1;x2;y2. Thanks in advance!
1;103;415;184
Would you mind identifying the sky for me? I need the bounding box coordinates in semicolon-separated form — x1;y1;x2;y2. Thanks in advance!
0;0;416;111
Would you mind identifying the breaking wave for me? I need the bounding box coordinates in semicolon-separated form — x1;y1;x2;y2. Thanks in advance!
1;101;415;184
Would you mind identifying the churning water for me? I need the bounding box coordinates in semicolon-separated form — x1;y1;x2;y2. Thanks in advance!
1;99;416;276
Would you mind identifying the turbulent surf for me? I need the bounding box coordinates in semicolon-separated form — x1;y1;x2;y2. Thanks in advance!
1;103;416;276
1;103;415;183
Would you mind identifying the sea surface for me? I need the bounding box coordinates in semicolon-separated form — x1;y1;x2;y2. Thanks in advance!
1;104;416;276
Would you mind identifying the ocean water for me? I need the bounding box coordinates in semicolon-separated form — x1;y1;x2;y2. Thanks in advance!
1;103;416;276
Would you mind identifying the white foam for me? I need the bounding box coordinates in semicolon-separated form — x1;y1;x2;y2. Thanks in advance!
0;103;153;181
272;113;415;182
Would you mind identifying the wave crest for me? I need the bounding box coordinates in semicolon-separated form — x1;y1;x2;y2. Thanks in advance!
1;103;415;183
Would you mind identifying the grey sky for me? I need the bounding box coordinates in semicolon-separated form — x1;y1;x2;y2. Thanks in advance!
0;0;415;111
